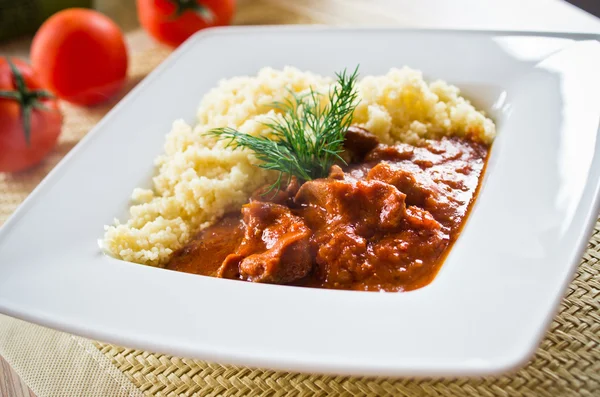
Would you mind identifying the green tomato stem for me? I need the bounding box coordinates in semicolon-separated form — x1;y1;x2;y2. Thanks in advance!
168;0;215;24
3;58;57;146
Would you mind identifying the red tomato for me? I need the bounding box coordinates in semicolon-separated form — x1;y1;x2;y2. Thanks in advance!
30;8;128;106
137;0;235;47
0;58;62;173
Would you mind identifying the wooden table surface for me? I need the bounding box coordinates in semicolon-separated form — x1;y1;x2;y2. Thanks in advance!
1;1;599;396
0;357;34;397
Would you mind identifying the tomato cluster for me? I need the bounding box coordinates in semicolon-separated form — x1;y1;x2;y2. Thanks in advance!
1;2;234;172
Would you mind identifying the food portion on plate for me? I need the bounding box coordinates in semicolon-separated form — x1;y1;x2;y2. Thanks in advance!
103;66;495;292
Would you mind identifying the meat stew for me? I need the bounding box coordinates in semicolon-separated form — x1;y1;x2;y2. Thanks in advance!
166;128;489;292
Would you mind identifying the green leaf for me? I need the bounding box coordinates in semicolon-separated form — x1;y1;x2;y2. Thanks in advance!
31;101;52;112
0;90;20;100
167;0;215;23
192;4;215;23
6;58;27;94
32;89;55;100
22;104;32;146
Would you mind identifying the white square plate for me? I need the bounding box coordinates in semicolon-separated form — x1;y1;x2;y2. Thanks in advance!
1;27;600;377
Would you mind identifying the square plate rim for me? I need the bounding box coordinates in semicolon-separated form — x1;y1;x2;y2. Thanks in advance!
1;26;599;377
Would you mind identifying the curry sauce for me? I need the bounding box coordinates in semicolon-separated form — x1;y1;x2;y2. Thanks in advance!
166;129;489;292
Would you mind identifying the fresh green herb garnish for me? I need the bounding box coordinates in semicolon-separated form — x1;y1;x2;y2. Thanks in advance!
207;67;360;193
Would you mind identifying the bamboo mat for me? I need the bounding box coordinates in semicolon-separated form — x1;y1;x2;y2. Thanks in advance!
0;4;599;397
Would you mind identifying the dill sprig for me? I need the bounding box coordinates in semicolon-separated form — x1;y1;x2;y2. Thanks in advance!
206;66;360;193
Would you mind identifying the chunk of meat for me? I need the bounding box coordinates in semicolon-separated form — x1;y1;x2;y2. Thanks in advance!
363;138;487;226
295;171;448;290
367;162;435;207
250;177;301;206
328;164;345;180
217;201;312;284
295;175;408;233
343;126;380;162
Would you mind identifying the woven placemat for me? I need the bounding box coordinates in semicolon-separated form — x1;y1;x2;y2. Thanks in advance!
1;47;599;397
92;247;600;397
